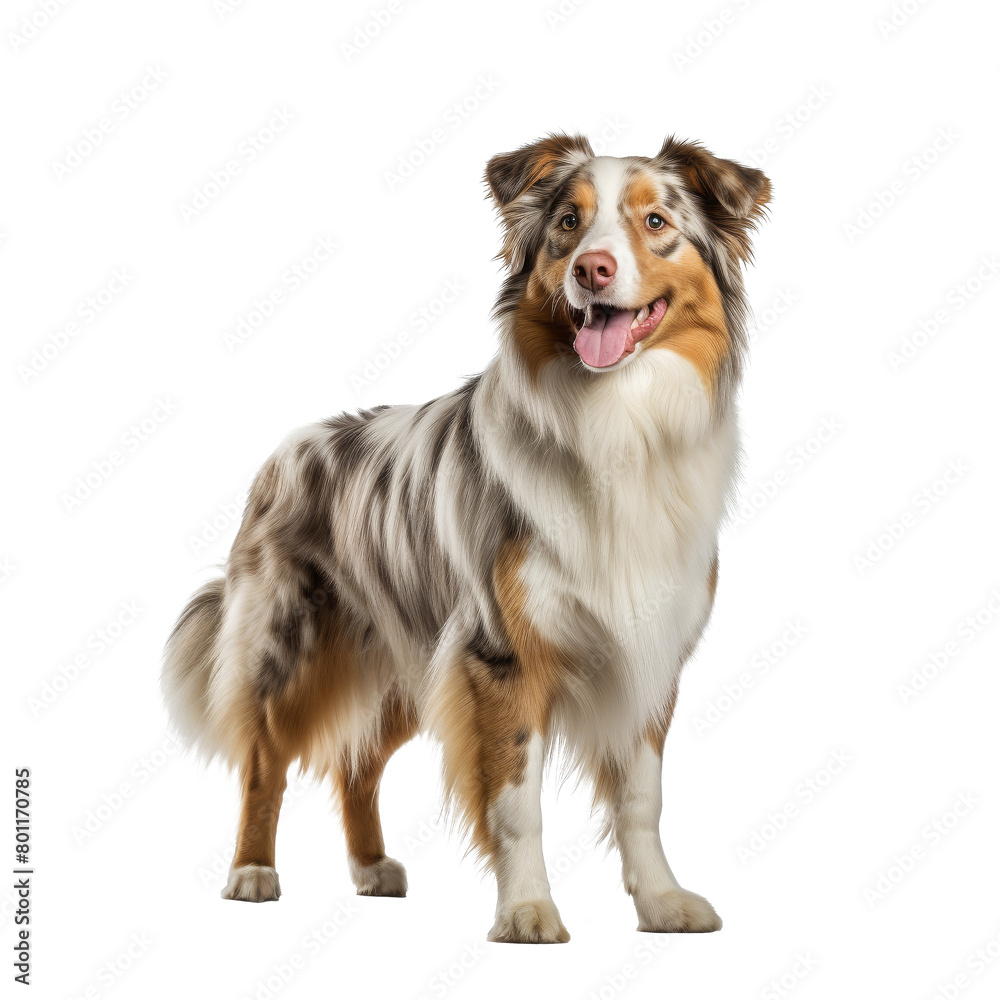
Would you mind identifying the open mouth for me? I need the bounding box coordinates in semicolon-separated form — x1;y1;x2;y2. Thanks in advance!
571;298;668;369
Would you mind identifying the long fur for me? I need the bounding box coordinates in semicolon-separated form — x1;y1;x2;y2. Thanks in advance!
162;133;770;936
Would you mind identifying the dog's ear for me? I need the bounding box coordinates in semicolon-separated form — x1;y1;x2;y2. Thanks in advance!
485;133;593;209
656;136;771;222
485;134;593;272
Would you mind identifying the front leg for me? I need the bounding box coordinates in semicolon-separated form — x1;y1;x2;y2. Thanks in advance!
599;726;722;933
438;655;569;944
434;542;570;942
486;731;569;943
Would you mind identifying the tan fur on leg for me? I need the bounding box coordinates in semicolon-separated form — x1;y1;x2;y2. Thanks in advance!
336;694;417;897
434;539;570;942
222;732;290;902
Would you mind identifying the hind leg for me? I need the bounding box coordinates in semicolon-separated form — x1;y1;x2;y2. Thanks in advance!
222;732;290;902
336;695;417;897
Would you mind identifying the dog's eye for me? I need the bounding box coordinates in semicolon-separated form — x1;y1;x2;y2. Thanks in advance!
646;213;666;230
560;213;578;231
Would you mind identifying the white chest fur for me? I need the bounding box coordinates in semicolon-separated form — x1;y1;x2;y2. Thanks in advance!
482;350;740;756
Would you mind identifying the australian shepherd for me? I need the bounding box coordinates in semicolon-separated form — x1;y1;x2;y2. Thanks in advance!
163;133;771;942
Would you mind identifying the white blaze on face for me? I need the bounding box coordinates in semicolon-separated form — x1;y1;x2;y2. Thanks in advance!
566;156;640;308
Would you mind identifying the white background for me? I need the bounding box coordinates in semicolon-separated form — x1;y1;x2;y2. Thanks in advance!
3;0;999;997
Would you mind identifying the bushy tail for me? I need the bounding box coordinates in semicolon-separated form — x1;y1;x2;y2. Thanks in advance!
162;578;225;755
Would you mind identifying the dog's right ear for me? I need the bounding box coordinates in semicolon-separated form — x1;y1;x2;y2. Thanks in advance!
485;134;593;270
485;133;593;208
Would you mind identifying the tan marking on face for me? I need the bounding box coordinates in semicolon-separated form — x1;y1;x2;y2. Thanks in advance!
435;537;566;861
622;173;674;226
613;168;731;394
639;243;729;395
509;176;597;380
565;174;597;220
508;278;578;380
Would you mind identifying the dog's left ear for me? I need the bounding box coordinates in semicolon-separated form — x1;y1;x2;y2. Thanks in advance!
485;133;594;209
657;136;771;223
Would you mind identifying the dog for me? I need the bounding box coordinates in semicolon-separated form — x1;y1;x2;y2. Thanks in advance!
162;133;771;943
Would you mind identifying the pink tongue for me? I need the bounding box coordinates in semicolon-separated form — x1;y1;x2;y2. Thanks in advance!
574;309;637;368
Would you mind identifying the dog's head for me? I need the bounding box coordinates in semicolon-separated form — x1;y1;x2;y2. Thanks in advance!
486;134;770;392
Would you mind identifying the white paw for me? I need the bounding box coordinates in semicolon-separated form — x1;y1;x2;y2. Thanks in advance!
221;864;281;902
635;888;722;933
350;856;407;897
488;899;570;944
